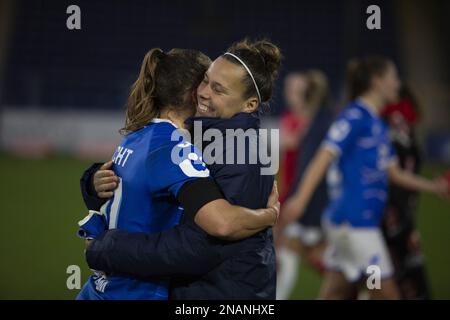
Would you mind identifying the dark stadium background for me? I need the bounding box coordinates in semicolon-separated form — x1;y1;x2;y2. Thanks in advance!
0;0;449;299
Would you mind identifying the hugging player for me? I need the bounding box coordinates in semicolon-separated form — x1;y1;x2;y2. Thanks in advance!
78;39;283;299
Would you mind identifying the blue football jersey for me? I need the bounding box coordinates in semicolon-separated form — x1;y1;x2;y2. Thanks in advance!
323;101;396;227
77;119;210;300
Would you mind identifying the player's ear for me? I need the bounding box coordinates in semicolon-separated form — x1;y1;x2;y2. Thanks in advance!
243;97;258;113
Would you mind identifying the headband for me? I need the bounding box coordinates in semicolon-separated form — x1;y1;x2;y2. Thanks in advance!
224;52;262;103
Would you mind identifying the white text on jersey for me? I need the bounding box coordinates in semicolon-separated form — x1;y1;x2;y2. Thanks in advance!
112;146;134;167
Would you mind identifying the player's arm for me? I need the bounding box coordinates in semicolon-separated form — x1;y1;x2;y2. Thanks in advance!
278;146;335;229
89;163;279;240
278;112;361;230
84;179;278;278
387;162;448;196
84;180;279;278
179;179;279;241
86;223;231;278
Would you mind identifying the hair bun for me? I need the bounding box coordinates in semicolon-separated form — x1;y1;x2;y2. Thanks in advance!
225;38;282;103
253;40;282;80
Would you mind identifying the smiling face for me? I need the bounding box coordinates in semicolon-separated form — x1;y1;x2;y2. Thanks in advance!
196;57;259;118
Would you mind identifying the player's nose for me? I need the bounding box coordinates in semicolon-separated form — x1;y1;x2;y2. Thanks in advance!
197;83;211;101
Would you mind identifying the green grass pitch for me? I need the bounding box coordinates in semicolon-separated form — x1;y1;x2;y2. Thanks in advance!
0;154;448;299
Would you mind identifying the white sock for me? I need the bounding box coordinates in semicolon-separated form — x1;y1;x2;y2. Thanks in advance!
276;247;300;300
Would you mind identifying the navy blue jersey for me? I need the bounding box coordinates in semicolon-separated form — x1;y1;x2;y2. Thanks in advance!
170;112;275;299
78;119;209;300
323;101;396;227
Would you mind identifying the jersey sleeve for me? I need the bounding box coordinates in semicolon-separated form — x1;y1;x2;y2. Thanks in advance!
77;210;108;240
146;141;210;197
322;108;366;155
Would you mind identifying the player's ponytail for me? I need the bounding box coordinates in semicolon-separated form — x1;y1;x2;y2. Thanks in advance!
120;48;211;135
121;48;164;135
346;55;391;101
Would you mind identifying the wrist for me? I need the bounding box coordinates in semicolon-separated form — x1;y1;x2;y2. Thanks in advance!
265;206;278;226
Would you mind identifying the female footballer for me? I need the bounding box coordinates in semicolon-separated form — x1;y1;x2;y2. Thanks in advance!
281;56;448;299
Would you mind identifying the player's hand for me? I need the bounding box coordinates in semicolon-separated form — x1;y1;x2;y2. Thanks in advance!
433;177;449;199
94;161;119;198
267;181;280;226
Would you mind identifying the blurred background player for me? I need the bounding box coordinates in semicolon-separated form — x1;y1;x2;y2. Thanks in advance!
276;70;335;299
281;56;448;299
381;84;432;299
279;72;311;204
